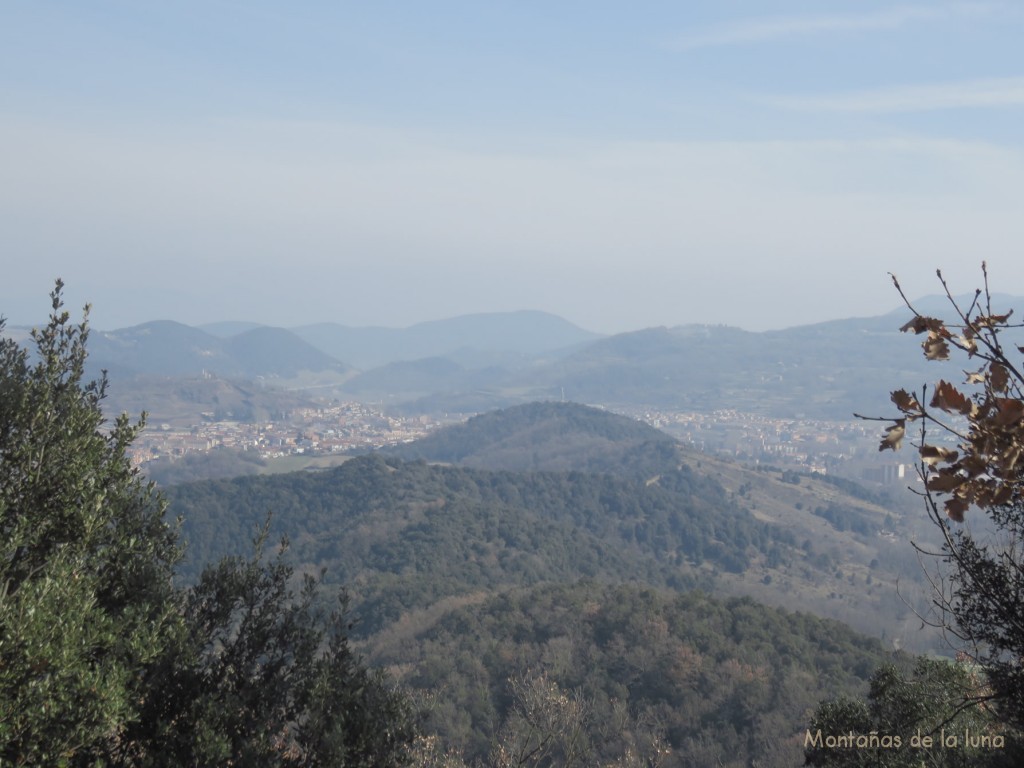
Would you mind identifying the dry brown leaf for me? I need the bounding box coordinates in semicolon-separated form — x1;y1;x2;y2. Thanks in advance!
976;310;1014;328
923;333;951;360
923;336;950;360
930;380;975;416
993;398;1024;427
945;497;969;523
901;316;946;335
998;445;1023;472
992;484;1014;506
926;472;963;492
961;453;989;477
965;369;986;384
879;419;906;452
920;445;958;466
890;389;922;414
990;363;1010;393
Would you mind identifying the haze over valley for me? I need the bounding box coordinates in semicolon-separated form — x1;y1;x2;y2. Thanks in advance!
6;2;1024;764
4;299;992;484
5;294;991;765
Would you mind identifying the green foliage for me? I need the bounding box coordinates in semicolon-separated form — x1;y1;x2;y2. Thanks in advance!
374;581;891;767
1;283;180;764
167;455;802;634
806;657;1023;767
144;446;266;486
812;503;876;536
128;528;416;767
1;284;418;766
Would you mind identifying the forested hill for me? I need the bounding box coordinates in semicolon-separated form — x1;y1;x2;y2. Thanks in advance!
367;580;892;766
382;400;679;475
168;453;803;634
161;405;929;765
168;400;927;649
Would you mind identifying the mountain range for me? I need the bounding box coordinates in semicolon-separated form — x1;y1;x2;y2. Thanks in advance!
7;294;1023;420
284;310;602;369
86;321;347;379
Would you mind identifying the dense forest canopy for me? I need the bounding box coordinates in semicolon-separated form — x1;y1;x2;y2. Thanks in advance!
166;452;805;633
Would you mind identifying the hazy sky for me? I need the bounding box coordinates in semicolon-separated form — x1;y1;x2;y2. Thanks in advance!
3;2;1023;334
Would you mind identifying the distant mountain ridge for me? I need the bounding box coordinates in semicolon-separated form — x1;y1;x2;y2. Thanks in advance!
4;310;602;379
84;320;347;379
343;316;941;420
290;310;602;369
198;320;266;337
10;296;1024;420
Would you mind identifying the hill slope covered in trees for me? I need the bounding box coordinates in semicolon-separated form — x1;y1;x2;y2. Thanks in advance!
169;452;789;633
368;580;894;766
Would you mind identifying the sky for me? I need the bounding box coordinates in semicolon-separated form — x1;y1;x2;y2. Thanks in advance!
2;1;1024;334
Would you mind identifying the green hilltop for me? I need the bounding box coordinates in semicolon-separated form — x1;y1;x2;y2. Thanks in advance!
383;400;677;473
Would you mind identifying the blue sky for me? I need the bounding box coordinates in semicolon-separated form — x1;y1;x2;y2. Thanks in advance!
2;1;1023;333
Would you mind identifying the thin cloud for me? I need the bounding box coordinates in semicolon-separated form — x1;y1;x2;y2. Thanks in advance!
767;76;1024;113
672;3;993;50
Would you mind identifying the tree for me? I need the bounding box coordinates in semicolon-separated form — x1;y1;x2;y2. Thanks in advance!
489;672;594;768
805;656;1017;767
1;282;181;764
130;528;417;767
868;263;1024;730
407;671;670;768
1;283;418;766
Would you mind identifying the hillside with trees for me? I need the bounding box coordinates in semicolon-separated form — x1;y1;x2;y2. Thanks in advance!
167;452;790;634
368;580;893;766
167;399;950;646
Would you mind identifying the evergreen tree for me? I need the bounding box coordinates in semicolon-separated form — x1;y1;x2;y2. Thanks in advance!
1;282;418;766
805;657;1021;767
1;282;180;764
129;528;416;767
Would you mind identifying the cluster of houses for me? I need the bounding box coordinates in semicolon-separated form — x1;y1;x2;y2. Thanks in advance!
128;402;450;466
